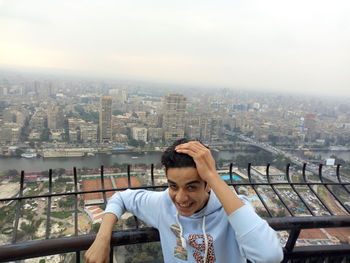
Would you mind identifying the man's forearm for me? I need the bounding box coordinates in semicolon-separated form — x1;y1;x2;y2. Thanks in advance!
96;213;118;241
206;173;244;215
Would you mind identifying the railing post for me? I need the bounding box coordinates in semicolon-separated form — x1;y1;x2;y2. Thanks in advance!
73;167;80;263
45;169;53;239
151;163;155;186
12;171;25;244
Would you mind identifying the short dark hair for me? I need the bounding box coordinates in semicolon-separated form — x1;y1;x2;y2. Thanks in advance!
161;138;196;173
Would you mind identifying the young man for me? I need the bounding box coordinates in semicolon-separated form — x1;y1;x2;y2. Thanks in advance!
85;139;283;263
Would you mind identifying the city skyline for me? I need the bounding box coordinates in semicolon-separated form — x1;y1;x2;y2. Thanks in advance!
1;0;350;97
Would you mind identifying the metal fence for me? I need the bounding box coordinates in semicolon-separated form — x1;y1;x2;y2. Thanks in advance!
0;163;349;263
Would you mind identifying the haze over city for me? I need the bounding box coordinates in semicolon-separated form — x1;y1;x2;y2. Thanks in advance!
1;0;350;97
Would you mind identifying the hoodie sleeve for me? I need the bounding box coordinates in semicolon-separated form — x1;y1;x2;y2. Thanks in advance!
227;197;284;263
104;189;164;228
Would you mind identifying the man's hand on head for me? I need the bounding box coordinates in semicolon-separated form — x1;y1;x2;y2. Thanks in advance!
175;141;219;183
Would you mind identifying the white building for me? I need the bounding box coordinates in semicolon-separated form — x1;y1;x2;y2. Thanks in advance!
132;127;148;142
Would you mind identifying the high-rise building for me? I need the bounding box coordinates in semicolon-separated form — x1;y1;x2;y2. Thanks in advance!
162;94;186;141
48;105;64;130
99;96;113;142
132;127;148;142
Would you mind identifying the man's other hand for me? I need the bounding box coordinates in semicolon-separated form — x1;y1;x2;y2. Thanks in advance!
84;236;110;263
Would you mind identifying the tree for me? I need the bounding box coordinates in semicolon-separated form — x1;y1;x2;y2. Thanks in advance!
128;139;145;148
40;128;51;142
58;195;75;208
15;148;24;157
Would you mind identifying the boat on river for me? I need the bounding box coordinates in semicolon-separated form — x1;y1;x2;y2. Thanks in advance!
21;152;38;158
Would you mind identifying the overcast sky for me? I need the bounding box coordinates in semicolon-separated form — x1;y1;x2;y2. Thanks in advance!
0;0;349;96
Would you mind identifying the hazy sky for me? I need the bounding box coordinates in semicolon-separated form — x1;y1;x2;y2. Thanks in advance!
0;0;349;96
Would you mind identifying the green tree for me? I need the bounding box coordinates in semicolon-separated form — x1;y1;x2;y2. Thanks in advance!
15;148;24;156
40;128;51;142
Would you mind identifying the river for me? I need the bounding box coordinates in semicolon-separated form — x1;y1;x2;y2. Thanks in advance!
0;150;348;173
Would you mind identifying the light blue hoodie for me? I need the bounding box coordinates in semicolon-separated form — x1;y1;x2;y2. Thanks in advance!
105;189;283;263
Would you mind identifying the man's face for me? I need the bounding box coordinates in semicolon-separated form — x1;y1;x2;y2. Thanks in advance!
167;167;210;217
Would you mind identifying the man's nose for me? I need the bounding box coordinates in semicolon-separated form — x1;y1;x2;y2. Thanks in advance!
175;188;188;202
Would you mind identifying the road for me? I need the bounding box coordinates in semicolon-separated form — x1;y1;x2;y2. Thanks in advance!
223;130;347;183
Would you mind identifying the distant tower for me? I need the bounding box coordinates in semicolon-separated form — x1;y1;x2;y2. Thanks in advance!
99;96;113;142
162;94;186;141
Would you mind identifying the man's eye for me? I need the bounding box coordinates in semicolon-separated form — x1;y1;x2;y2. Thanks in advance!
169;185;177;189
187;186;196;191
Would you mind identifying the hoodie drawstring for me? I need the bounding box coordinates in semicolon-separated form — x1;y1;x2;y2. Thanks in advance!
176;213;209;263
202;215;208;263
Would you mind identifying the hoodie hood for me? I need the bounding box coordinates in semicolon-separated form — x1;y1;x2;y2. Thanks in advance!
190;190;222;218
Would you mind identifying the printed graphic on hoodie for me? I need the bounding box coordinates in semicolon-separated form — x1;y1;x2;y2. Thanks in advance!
171;225;188;260
170;225;216;263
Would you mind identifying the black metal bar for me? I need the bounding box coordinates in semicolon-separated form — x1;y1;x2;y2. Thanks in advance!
151;163;155;186
11;171;24;244
0;228;161;263
267;163;294;217
46;169;53;239
319;164;324;183
286;163;315;216
228;163;242;209
266;163;271;183
336;164;350;197
266;215;350;230
1;215;350;263
285;228;301;252
134;216;139;229
247;163;252;182
109;246;113;263
100;165;107;206
127;165;131;188
283;244;350;259
73;167;79;236
302;163;307;182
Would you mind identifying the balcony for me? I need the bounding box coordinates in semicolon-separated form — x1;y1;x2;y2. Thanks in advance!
0;163;349;262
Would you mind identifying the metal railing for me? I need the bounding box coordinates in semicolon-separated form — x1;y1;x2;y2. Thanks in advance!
0;163;349;263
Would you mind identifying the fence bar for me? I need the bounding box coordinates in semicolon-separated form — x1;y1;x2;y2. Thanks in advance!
1;216;350;263
11;171;25;244
284;228;301;252
73;167;79;236
73;167;80;263
45;169;53;239
109;246;114;263
0;228;161;263
127;165;131;188
336;164;350;197
100;165;107;206
151;164;155;186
